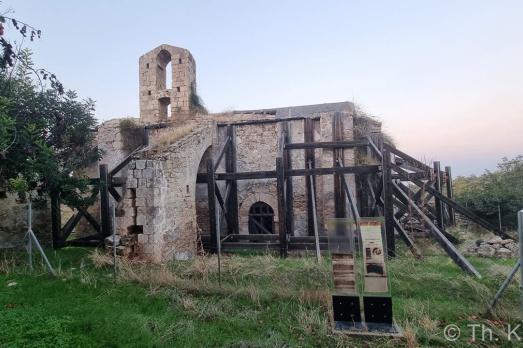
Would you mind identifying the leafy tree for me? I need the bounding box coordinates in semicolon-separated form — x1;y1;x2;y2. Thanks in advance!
0;12;100;207
454;155;523;229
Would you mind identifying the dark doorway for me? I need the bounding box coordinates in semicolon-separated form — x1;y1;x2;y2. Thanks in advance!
248;202;274;234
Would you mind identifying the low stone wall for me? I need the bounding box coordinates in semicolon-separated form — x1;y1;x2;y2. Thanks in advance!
465;236;519;259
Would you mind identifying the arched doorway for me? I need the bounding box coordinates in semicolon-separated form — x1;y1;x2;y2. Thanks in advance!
195;146;213;235
248;202;274;234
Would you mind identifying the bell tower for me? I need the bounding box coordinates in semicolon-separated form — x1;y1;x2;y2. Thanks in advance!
139;44;196;123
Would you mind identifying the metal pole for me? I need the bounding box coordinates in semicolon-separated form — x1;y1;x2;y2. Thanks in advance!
518;210;523;314
487;209;523;314
487;260;520;313
308;162;321;262
216;198;222;287
28;230;56;276
27;200;56;276
112;205;117;282
27;200;33;271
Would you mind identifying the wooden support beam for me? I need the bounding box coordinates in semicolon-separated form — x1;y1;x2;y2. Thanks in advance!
108;187;121;202
393;181;481;278
396;161;427;174
392;184;460;244
304;118;315;236
382;148;396;257
214;136;231;171
413;179;433;203
276;157;288;257
393;217;422;259
251;218;272;235
207;159;218;250
214;128;239;235
333;113;346;218
221;242;281;250
384;143;431;173
214;171;277;181
445;166;456;226
225;234;279;242
366;135;383;159
394;181;436;220
287;164;380;178
282;123;294;236
214;183;233;229
392;172;426;180
196;165;380;182
391;162;511;239
61;211;84;241
434;161;445;232
365;176;380;216
217;115;320;127
99;164;112;238
339;162;361;235
285;140;368;150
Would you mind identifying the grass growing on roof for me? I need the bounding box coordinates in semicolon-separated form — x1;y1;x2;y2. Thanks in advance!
0;245;521;347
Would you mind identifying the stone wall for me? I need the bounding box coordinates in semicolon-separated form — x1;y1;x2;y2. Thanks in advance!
235;120;280;234
118;123;214;262
0;194;51;249
212;110;356;237
139;45;196;123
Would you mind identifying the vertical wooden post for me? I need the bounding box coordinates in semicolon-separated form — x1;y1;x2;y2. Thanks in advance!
304;118;315;235
207;158;217;251
225;125;239;234
333;113;346;218
276;157;288;257
282;122;294;235
50;190;61;248
434;161;445;232
445;166;455;226
99;164;112;238
382;149;396;257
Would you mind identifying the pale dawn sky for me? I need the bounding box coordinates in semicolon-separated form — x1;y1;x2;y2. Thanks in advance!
5;0;523;176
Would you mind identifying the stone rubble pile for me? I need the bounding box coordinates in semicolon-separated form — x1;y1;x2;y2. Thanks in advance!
466;236;519;259
104;233;137;257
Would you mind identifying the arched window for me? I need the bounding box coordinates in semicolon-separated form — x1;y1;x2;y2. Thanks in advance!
248;202;274;234
156;50;172;90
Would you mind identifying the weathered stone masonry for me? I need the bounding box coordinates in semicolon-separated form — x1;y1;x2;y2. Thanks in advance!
95;45;375;262
0;44;377;254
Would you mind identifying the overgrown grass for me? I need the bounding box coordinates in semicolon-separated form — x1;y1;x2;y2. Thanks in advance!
0;246;521;347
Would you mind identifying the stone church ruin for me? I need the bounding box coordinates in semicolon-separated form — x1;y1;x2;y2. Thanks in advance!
39;44;510;279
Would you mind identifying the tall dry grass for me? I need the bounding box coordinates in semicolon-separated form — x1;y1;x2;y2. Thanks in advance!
153;122;198;149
